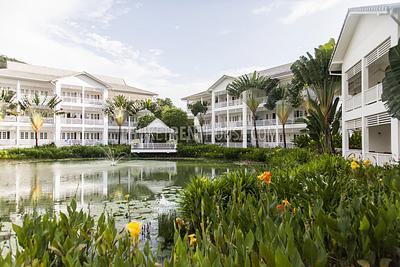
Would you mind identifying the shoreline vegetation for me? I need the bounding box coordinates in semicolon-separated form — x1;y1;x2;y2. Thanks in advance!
1;147;399;266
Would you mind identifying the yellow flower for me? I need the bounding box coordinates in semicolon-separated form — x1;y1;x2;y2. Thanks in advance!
363;159;372;167
257;171;272;185
188;234;197;246
175;217;185;228
282;198;290;207
126;221;141;242
351;160;360;170
124;194;130;200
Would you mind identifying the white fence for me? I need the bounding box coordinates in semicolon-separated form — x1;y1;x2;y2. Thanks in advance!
345;93;362;111
364;84;383;105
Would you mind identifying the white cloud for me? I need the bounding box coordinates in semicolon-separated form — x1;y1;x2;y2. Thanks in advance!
252;4;274;15
0;0;204;107
280;0;344;24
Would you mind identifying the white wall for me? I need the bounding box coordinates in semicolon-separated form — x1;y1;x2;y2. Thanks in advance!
368;124;391;153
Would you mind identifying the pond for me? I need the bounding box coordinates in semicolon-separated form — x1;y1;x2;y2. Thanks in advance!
0;159;243;257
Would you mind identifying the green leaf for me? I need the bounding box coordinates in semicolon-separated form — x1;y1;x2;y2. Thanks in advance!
357;259;370;267
359;215;370;231
245;231;254;251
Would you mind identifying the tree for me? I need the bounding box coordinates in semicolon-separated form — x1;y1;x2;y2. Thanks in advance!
104;95;140;145
382;39;400;119
139;99;161;118
290;38;341;153
0;90;17;120
276;99;292;148
188;101;208;144
137;114;156;129
161;107;193;142
264;84;294;148
227;71;279;148
19;93;62;147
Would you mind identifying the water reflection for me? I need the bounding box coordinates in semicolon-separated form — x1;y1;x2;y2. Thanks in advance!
0;160;238;223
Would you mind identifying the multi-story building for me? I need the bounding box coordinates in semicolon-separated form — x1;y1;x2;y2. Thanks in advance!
330;3;400;165
0;61;156;148
182;63;307;148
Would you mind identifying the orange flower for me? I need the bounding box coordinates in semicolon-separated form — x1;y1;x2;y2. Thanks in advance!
282;198;290;207
276;204;285;212
257;171;272;184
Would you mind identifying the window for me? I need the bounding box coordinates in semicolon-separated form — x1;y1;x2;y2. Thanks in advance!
0;131;10;139
272;113;276;119
31;132;35;139
295;110;304;118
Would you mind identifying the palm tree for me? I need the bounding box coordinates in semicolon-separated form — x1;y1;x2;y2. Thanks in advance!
104;95;136;145
227;71;279;148
276;99;292;148
188;101;208;144
382;39;400;119
290;38;340;153
19;93;62;147
0;90;17;120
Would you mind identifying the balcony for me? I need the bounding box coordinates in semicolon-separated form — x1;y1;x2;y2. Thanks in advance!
19;116;54;124
229;121;243;127
255;119;276;126
364;84;383;105
215;122;227;128
84;99;103;105
108;121;129;127
229;99;242;106
1;116;16;122
345;93;362;111
61;118;82;125
61;96;82;104
214;102;227;109
85;119;104;125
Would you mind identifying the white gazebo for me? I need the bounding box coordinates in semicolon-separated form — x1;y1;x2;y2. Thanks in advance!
131;118;177;153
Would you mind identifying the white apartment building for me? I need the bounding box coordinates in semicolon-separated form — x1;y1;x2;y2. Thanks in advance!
182;63;307;148
330;3;400;165
0;61;156;148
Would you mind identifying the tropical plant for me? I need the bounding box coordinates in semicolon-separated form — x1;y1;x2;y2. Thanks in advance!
139;99;160;117
188;100;208;144
291;38;341;153
382;39;400;119
276;99;293;148
0;89;17;120
161;107;193;142
104;95;140;145
19;93;62;147
137;114;156;129
227;71;279;148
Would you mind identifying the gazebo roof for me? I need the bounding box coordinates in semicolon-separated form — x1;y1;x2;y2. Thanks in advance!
136;118;175;134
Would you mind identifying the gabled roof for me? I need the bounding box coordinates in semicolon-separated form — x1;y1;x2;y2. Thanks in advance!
136;118;175;134
181;90;210;101
330;3;400;73
207;75;235;92
1;61;157;95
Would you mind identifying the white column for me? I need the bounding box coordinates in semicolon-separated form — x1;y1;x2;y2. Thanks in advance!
361;58;368;159
16;80;21;147
342;74;349;157
80;172;85;206
53;171;61;201
275;114;279;147
55;81;62;147
211;91;216;144
226;95;230;148
242;92;247;148
391;118;400;162
102;88;108;145
82;86;86;146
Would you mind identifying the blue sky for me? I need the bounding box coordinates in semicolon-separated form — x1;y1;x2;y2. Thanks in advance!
0;0;396;107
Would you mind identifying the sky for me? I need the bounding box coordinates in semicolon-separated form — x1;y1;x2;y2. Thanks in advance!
0;0;396;108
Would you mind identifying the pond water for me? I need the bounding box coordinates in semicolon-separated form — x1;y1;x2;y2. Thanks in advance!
0;159;242;256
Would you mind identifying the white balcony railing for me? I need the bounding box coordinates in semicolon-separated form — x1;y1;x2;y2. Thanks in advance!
255;119;276;126
364;84;383;105
132;143;177;150
229;99;242;106
61;97;82;104
19;116;54;124
85;119;104;125
214;102;227;108
85;140;102;145
215;122;227;128
345;93;362;111
1;116;17;122
108;121;129;127
84;99;103;105
365;152;393;166
229;121;243;127
61;118;82;124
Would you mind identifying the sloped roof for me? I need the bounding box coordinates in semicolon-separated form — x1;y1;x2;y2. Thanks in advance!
258;63;292;78
136;118;175;134
330;3;400;73
0;61;157;96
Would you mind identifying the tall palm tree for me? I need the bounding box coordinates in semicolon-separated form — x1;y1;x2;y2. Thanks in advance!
382;39;400;119
19;93;62;147
276;99;292;148
291;38;340;153
104;95;133;145
227;71;279;148
188;101;208;144
0;90;17;120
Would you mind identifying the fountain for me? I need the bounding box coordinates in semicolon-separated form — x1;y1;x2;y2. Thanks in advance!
101;146;126;166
